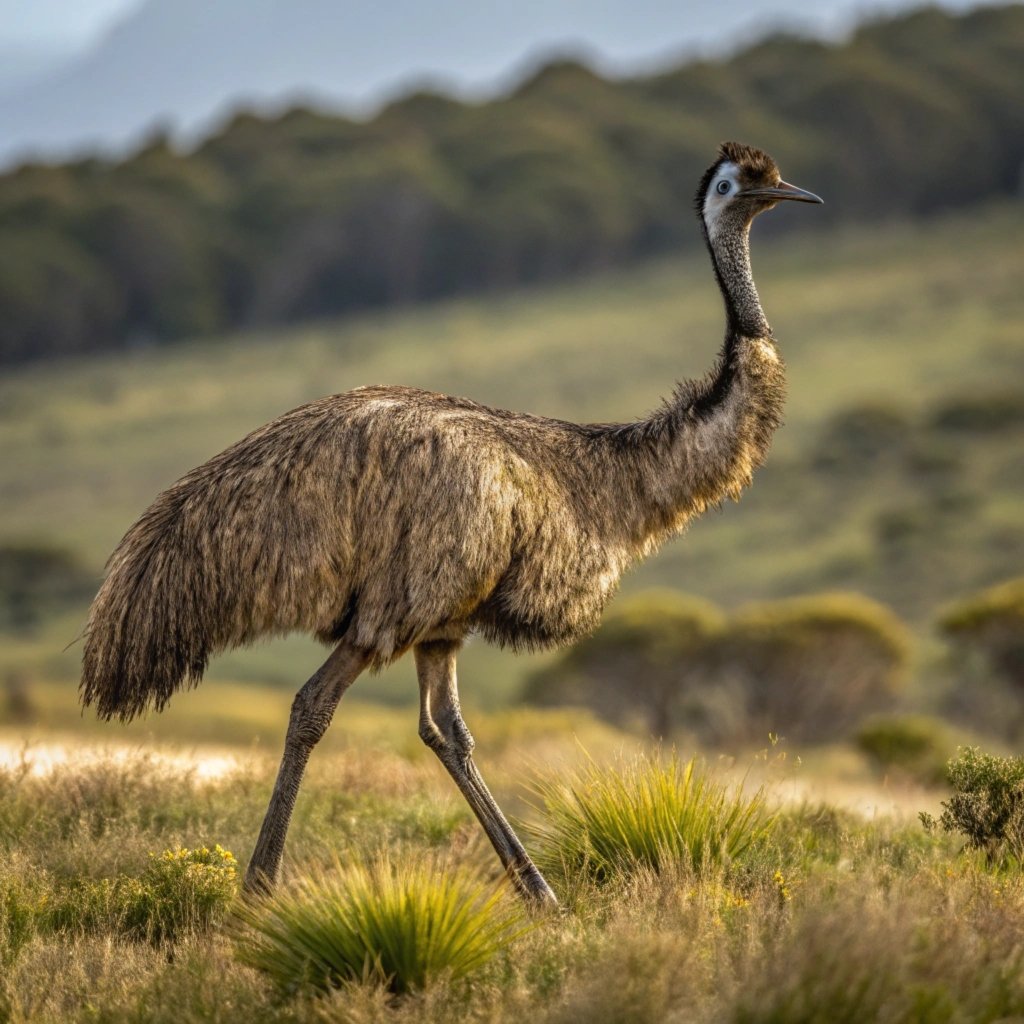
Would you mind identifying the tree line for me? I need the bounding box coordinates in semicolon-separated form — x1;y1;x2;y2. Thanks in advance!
2;4;1022;364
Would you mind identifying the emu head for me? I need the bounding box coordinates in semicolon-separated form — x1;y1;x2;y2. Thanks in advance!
697;141;822;242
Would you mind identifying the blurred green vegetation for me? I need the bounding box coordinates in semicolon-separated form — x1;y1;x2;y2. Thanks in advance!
527;590;910;744
1;4;1023;363
940;576;1024;689
938;577;1024;741
0;544;94;633
523;590;724;737
855;713;974;787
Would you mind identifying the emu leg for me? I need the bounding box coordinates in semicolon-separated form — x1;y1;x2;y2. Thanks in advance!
245;643;368;893
414;641;558;908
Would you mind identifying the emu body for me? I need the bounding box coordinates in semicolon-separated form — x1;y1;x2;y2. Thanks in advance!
81;143;821;904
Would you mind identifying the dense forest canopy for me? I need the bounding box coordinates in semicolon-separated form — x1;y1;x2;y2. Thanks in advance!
1;4;1022;364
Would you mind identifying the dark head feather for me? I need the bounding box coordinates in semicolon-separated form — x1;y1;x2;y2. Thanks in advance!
695;141;782;214
717;141;779;180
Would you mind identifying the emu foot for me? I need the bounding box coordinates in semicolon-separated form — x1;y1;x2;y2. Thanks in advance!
243;862;279;896
516;863;559;910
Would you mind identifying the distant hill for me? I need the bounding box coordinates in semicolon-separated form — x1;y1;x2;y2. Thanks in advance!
1;4;1022;364
0;0;979;165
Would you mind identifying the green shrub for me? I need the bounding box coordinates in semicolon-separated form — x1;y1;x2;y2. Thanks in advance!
236;857;524;995
722;592;911;743
0;543;95;633
0;844;237;969
922;747;1024;866
523;590;723;738
855;714;963;787
115;844;238;941
929;390;1024;434
528;752;772;885
38;845;236;944
939;577;1024;691
529;590;910;746
812;401;911;471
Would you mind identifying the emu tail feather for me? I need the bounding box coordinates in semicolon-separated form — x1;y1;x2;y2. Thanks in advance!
81;489;216;722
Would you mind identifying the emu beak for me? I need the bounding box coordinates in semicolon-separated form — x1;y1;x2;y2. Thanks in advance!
738;180;823;204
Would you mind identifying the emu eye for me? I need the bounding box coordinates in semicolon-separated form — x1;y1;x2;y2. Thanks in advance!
716;180;730;195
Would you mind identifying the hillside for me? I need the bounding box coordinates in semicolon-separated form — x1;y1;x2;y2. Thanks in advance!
2;202;1022;706
1;4;1022;365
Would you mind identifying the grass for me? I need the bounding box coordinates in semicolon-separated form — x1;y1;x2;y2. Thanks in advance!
528;752;772;887
2;202;1023;709
1;844;238;958
236;857;524;995
3;727;1023;1023
0;679;630;758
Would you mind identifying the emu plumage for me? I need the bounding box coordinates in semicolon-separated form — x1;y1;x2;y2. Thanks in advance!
81;142;821;905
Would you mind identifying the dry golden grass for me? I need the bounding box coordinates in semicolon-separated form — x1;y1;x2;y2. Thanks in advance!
2;720;1021;1023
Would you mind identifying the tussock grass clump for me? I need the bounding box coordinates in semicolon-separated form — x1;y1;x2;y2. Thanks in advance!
236;857;524;995
529;753;772;886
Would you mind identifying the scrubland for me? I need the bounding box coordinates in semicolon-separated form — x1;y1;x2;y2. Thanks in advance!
2;723;1023;1024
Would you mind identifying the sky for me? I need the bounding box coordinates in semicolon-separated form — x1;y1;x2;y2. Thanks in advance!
0;0;985;52
0;0;991;167
0;0;139;47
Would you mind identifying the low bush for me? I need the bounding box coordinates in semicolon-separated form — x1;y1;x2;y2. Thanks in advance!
528;589;911;746
522;590;723;738
723;593;911;743
929;390;1024;434
0;845;237;957
812;401;911;472
922;747;1024;866
0;543;95;633
236;857;524;996
528;752;772;886
855;714;963;787
939;577;1024;691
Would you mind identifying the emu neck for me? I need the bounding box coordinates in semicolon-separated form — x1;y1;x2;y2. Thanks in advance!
599;213;785;552
706;217;770;341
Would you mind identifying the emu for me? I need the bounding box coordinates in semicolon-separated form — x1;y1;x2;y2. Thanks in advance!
81;142;821;906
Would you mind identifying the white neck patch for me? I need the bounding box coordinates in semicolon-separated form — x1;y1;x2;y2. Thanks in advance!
702;161;741;241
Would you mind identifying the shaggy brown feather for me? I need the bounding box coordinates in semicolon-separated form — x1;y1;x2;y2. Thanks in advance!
81;142;791;723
